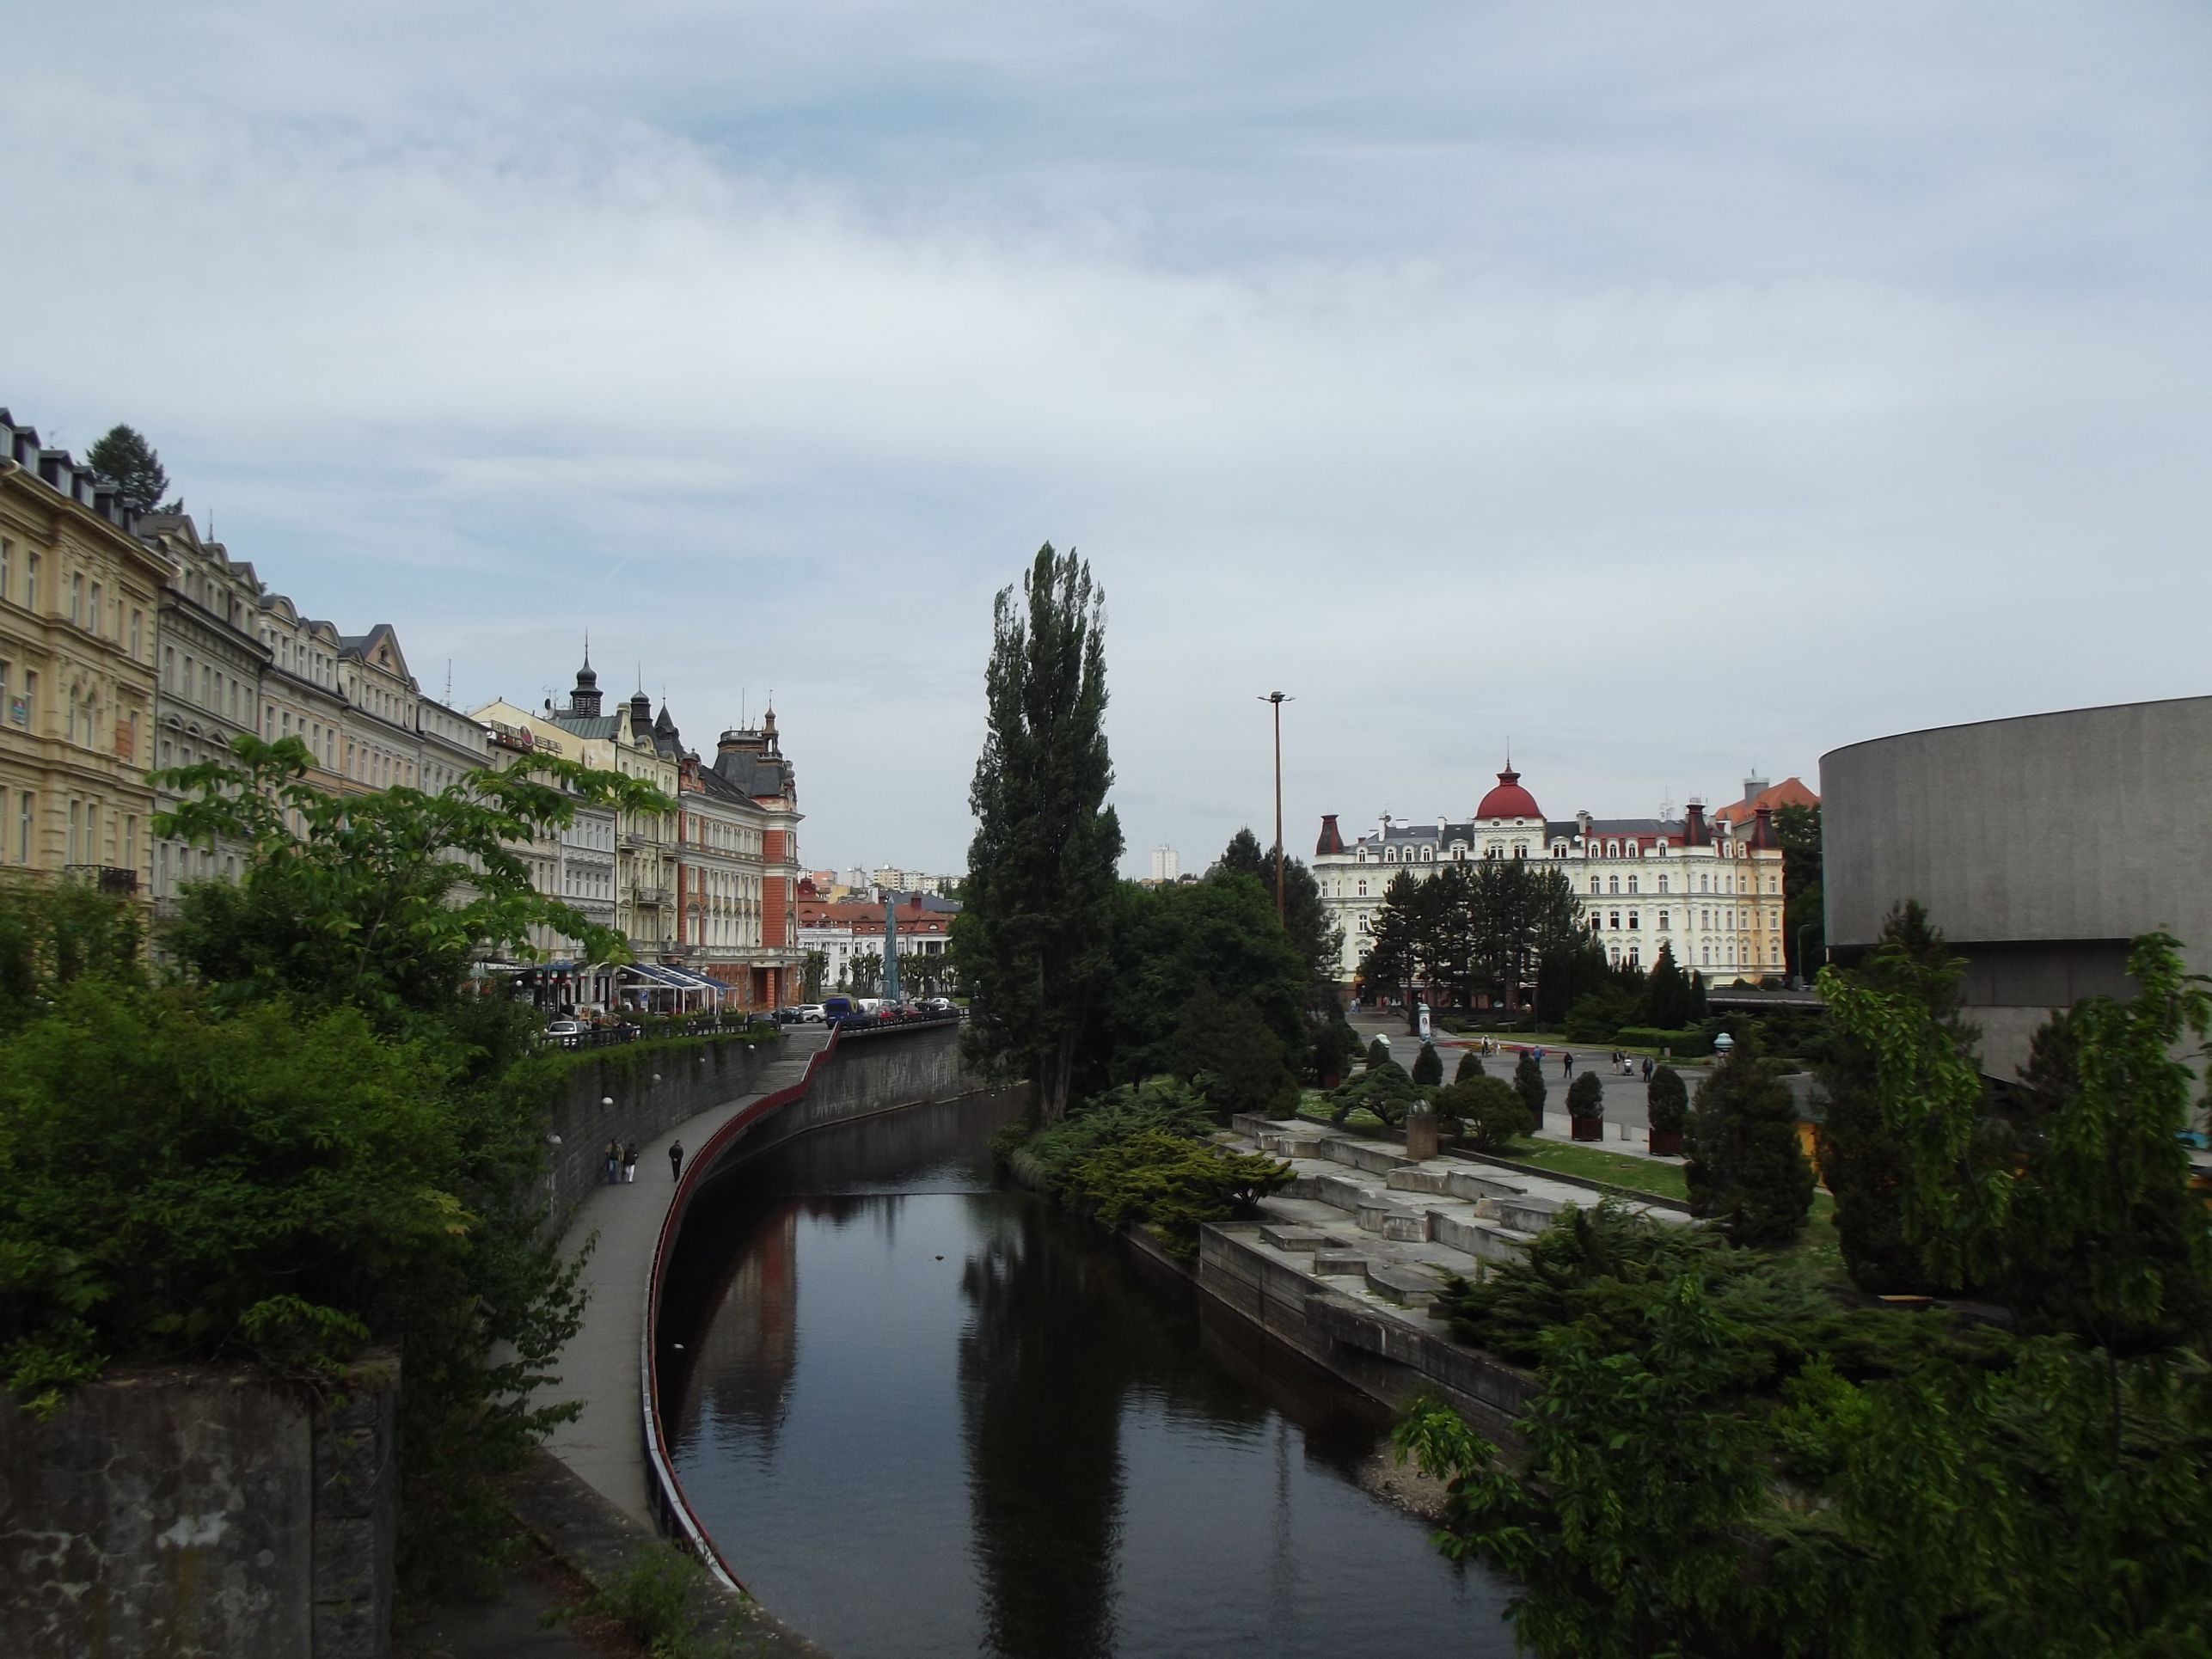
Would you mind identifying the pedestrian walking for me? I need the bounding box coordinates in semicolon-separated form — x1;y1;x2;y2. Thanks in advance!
622;1142;639;1184
669;1140;684;1182
1562;1051;1573;1080
604;1138;621;1185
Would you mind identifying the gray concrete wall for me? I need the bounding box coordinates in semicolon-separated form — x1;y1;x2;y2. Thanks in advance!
1821;695;2212;1076
0;1351;399;1659
689;1023;977;1179
545;1036;780;1226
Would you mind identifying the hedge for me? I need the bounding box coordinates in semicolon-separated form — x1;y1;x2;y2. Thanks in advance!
1615;1025;1713;1056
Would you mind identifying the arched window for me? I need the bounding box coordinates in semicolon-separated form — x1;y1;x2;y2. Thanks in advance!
1606;840;1619;859
1553;842;1567;858
1357;880;1367;897
1609;945;1621;964
1629;946;1640;967
1513;842;1528;859
1626;841;1639;859
1627;875;1639;894
1608;876;1620;895
1701;945;1711;965
1657;874;1668;894
1590;876;1601;895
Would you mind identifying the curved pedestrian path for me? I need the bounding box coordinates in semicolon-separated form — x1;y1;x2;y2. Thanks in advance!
542;1030;830;1524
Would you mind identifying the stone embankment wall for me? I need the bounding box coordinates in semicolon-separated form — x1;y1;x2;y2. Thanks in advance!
0;1351;399;1659
544;1036;780;1227
695;1023;975;1178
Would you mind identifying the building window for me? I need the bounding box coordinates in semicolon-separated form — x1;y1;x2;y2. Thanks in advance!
0;537;9;602
89;583;102;635
1608;876;1620;895
70;572;83;626
1627;875;1639;894
25;554;38;610
1657;874;1668;893
1609;910;1621;930
1629;946;1640;967
130;609;143;658
15;790;32;863
1589;876;1601;895
1553;842;1566;858
1658;910;1670;930
1628;911;1639;929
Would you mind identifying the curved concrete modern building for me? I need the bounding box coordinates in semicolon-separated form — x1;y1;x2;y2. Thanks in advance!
1822;695;2212;1079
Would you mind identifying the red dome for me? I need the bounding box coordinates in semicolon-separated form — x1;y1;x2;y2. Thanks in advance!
1476;766;1541;822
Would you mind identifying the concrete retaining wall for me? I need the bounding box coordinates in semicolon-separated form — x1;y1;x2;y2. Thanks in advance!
1194;1225;1536;1443
544;1037;780;1226
0;1351;399;1659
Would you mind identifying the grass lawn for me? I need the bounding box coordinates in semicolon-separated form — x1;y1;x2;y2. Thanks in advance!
1484;1138;1690;1201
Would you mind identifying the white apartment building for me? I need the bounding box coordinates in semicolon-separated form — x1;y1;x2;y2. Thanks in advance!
1149;845;1180;884
1314;765;1800;992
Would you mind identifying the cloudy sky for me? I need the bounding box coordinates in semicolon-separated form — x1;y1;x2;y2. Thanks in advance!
9;3;2208;875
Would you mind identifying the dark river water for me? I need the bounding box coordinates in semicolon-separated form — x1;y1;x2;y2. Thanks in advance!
659;1093;1517;1659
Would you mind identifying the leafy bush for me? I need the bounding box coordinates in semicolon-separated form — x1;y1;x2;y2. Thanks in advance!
557;1545;709;1659
1019;1076;1216;1203
1308;1014;1364;1084
1068;1129;1294;1258
1325;1059;1424;1127
1172;983;1301;1118
1645;1065;1688;1135
1412;1043;1443;1086
1566;1071;1604;1120
1365;1035;1391;1070
1436;1075;1529;1152
1562;988;1639;1044
1684;1045;1815;1248
1454;1049;1485;1082
1513;1052;1547;1119
1615;1026;1713;1056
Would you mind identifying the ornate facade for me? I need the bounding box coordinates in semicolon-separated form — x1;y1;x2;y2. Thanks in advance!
1314;765;1801;990
1;412;169;897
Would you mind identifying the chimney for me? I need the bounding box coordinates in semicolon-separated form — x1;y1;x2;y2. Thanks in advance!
1315;813;1344;856
1575;809;1593;838
1752;805;1774;849
1684;799;1708;846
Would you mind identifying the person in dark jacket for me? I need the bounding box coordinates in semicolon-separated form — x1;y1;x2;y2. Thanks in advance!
622;1142;640;1184
668;1140;683;1181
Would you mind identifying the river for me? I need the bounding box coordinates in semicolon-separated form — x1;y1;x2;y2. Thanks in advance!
658;1092;1518;1658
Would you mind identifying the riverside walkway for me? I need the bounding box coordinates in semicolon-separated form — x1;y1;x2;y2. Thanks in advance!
542;1029;830;1524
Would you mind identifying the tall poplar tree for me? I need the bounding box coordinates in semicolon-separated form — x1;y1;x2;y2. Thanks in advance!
953;544;1124;1124
85;424;172;515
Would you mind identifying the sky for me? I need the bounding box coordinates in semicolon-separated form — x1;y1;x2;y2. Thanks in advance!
7;2;2209;876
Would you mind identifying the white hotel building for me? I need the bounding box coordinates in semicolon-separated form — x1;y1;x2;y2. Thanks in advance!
1314;765;1801;992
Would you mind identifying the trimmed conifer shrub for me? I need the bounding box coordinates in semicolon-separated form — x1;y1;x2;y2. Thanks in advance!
1412;1043;1443;1086
1437;1075;1530;1152
1647;1063;1688;1154
1684;1046;1815;1248
1366;1036;1391;1071
1513;1051;1547;1119
1566;1070;1604;1119
1454;1049;1484;1082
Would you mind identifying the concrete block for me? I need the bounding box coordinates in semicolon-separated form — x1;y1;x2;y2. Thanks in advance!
1443;1169;1523;1203
1311;1250;1371;1276
1317;1173;1373;1213
1403;1109;1439;1162
1364;1261;1445;1307
1317;1136;1407;1176
1258;1224;1340;1252
1379;1212;1431;1243
1386;1166;1451;1194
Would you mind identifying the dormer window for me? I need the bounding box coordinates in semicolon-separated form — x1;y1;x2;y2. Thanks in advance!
1553;842;1567;859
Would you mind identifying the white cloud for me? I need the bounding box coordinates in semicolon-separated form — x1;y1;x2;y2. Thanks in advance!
5;2;2209;873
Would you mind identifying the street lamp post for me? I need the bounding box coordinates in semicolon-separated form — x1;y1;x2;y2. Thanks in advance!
1259;692;1292;924
1796;921;1817;989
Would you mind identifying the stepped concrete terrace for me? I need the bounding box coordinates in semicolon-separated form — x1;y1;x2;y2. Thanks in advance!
543;1031;829;1524
1198;1113;1688;1436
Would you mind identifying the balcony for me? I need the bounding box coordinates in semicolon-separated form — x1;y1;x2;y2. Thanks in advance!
632;885;671;907
665;941;697;958
622;831;653;850
65;864;140;896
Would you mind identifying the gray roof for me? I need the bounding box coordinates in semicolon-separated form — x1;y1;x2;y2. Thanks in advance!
548;712;623;740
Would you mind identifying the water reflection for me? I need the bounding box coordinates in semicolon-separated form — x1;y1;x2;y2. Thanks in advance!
660;1093;1514;1659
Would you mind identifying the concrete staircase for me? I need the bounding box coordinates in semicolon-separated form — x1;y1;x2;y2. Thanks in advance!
1222;1113;1684;1317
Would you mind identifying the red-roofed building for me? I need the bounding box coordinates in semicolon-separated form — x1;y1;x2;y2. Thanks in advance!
1713;772;1820;829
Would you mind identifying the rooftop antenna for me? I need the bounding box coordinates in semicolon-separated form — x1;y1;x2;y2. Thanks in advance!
444;658;452;702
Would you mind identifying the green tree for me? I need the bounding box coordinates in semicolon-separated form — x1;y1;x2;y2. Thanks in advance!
1453;1048;1484;1081
1814;902;1976;1292
1170;981;1300;1120
952;544;1124;1124
1775;802;1823;981
1645;1064;1688;1137
849;949;883;996
1513;1050;1547;1120
1412;1042;1443;1086
1109;872;1305;1086
85;422;172;514
1469;859;1582;1008
1210;827;1343;990
1437;1074;1529;1151
159;736;664;1024
800;949;827;1001
1357;868;1427;1025
1566;1070;1603;1121
1684;1044;1814;1247
1535;931;1613;1027
1308;1011;1363;1085
1644;940;1694;1028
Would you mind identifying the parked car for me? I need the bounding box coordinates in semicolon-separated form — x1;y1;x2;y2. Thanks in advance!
796;1003;827;1023
823;995;855;1023
919;997;955;1019
541;1017;586;1048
